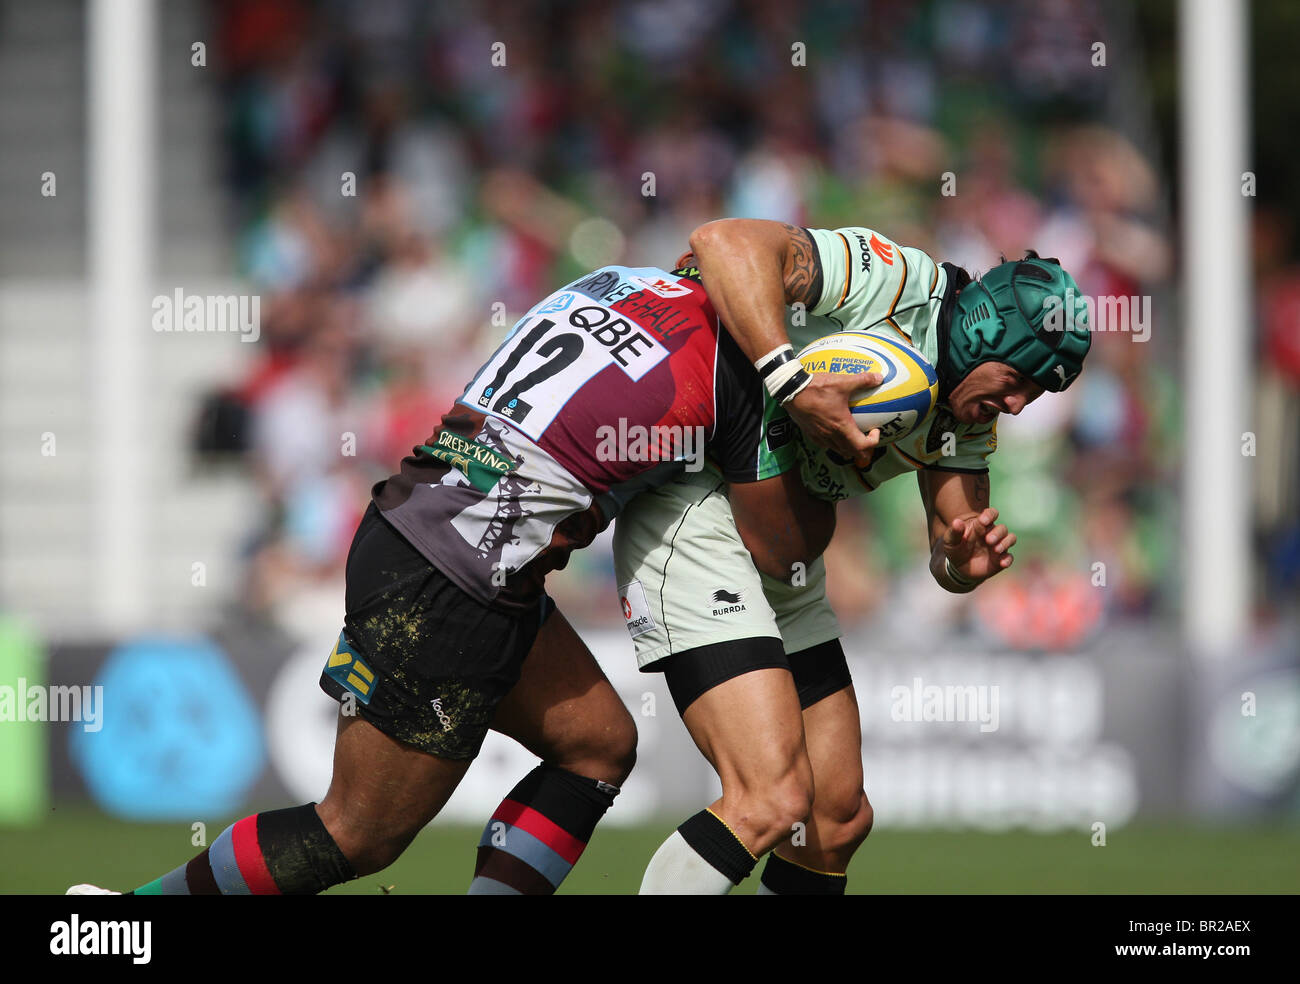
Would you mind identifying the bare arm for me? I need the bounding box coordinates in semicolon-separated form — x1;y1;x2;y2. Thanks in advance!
688;219;823;361
730;470;837;582
917;469;1016;593
688;219;879;463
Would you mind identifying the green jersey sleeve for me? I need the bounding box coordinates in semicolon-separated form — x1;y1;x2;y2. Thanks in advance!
797;227;946;361
796;413;997;502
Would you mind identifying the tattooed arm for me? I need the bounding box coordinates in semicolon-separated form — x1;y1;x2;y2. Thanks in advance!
687;220;820;358
687;219;877;462
917;469;1016;593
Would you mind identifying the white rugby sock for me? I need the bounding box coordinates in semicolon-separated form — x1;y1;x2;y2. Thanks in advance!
639;831;735;895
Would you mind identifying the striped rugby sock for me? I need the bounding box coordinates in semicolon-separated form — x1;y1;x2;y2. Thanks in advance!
133;803;355;895
469;765;619;895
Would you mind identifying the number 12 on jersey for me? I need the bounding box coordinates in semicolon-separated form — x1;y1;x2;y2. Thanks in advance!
463;294;669;440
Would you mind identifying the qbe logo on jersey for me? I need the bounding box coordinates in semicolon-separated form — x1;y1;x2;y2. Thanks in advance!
467;291;669;439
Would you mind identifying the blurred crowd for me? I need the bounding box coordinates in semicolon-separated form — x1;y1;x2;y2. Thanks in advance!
192;0;1294;649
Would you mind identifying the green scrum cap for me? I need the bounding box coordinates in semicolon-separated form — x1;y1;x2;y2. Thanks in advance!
948;251;1091;392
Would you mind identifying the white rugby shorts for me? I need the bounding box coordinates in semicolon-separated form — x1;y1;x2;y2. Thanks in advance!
612;470;840;669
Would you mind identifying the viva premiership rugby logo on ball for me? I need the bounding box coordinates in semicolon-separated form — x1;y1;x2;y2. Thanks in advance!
798;332;938;443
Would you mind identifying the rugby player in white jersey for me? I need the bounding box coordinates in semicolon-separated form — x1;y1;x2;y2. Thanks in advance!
618;219;1092;894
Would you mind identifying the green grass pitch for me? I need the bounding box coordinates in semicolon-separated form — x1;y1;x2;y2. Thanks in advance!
2;806;1297;894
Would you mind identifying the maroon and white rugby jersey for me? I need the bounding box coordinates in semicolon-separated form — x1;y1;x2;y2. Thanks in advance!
373;264;772;612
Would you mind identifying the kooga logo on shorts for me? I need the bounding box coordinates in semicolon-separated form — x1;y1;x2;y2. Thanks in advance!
710;588;746;616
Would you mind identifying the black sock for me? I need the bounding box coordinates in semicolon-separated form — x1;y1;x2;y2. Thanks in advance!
760;851;847;895
677;809;758;885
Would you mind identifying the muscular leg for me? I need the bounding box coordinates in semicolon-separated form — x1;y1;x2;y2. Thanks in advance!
215;610;634;892
682;668;814;855
466;609;636;894
491;609;637;785
763;684;873;890
315;712;472;877
132;711;468;894
640;663;815;894
317;611;636;894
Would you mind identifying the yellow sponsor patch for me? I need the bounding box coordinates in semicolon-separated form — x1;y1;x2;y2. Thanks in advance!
324;632;376;705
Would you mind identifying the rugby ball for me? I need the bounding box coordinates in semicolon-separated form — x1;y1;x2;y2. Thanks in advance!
797;332;938;444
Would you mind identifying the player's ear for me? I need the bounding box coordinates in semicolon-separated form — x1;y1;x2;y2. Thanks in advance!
674;249;696;269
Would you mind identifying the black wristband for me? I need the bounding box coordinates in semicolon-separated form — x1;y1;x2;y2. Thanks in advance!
757;348;797;381
773;366;812;404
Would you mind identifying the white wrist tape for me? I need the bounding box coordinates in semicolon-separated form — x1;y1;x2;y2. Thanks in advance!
755;344;811;405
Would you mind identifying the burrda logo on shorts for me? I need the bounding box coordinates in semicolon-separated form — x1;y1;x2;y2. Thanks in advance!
430;698;454;732
710;588;746;616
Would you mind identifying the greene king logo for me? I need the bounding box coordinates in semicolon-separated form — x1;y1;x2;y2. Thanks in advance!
152;288;261;342
0;679;104;732
595;418;706;473
50;916;151;964
422;431;518;494
1041;288;1151;343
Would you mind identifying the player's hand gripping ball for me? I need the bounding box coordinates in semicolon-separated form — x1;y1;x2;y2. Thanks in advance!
797;332;938;444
